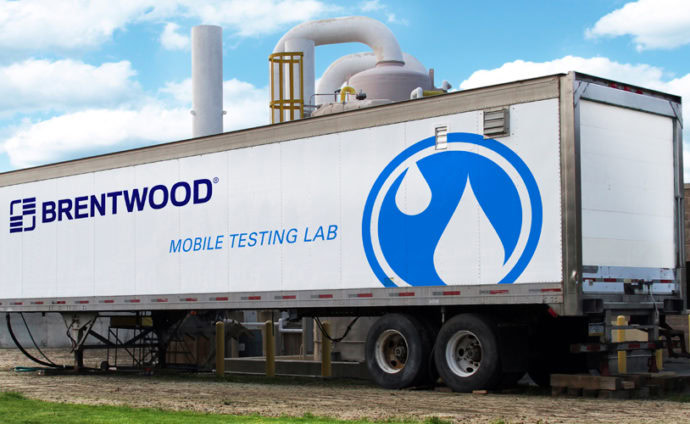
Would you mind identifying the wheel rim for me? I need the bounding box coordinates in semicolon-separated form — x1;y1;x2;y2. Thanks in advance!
445;330;482;377
374;329;408;374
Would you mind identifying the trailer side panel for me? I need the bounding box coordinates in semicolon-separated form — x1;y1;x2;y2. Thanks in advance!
0;98;563;306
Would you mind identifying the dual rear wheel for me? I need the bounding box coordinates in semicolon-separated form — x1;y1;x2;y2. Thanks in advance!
365;313;502;392
433;314;501;392
365;314;433;389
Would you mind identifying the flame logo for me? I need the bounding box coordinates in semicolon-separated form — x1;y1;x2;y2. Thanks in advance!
362;132;542;287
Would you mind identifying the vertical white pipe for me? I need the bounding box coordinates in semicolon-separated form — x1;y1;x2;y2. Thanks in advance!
192;25;223;138
283;38;314;115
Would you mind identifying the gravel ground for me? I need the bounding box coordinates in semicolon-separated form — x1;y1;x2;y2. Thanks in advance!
1;348;689;424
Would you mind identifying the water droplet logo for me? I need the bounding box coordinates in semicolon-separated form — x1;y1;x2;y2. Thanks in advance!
362;132;542;287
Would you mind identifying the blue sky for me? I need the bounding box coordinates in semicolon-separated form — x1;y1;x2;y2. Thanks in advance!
0;0;688;175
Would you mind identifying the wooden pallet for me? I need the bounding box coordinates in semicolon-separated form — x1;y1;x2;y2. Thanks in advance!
550;373;690;399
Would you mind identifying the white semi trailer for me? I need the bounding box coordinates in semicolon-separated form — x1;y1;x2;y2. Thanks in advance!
1;72;686;391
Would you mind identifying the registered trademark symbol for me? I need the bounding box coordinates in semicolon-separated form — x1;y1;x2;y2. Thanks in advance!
213;177;219;184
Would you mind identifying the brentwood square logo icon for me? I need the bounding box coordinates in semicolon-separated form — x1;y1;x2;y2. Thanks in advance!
9;197;37;233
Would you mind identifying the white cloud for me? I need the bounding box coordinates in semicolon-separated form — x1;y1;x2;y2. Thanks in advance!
358;0;406;25
0;0;173;50
3;105;190;168
160;22;190;50
162;77;269;129
0;0;336;51
160;79;193;104
360;0;384;12
459;55;690;179
3;78;269;169
459;56;667;90
386;13;408;26
586;0;690;51
0;59;139;115
222;79;270;130
190;0;337;37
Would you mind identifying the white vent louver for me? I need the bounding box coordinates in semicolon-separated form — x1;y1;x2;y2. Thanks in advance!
483;108;510;138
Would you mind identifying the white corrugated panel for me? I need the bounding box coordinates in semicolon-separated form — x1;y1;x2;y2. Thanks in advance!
0;98;564;299
580;100;675;268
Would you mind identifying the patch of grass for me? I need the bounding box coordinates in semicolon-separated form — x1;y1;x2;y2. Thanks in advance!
423;418;452;424
0;392;423;424
0;392;25;401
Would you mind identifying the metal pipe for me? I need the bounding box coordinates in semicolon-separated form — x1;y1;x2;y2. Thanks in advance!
320;321;331;377
273;16;403;62
272;16;404;117
192;25;223;138
278;318;302;334
340;86;356;103
215;321;225;376
616;315;627;374
224;318;302;334
264;320;275;377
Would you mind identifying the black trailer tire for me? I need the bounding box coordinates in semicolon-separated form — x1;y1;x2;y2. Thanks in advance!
365;313;431;389
434;314;501;392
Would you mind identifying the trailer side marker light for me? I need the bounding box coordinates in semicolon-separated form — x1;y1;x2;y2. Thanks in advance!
127;299;141;303
490;290;509;295
443;291;461;296
181;297;198;302
55;301;66;305
101;300;114;304
31;301;44;305
547;307;558;318
357;293;373;298
628;343;640;349
153;298;169;303
398;292;415;297
282;295;296;300
76;300;89;304
213;297;229;301
660;280;673;284
603;278;617;282
10;302;23;306
586;345;601;352
248;296;261;301
318;294;333;299
541;288;561;293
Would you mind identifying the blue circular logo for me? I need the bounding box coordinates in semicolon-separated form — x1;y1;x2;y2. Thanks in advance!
362;132;542;287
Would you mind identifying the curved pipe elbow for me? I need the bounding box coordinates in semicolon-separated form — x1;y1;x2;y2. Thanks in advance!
340;86;356;103
273;16;403;64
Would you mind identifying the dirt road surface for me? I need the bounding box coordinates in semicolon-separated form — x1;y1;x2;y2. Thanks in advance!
1;348;689;424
